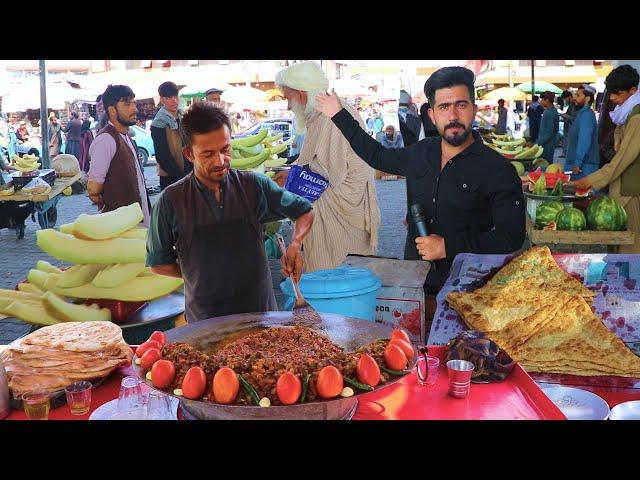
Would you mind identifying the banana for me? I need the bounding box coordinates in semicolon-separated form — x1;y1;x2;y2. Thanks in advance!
231;129;269;148
264;158;287;168
230;149;270;170
265;171;275;178
14;163;41;172
262;133;284;144
238;144;264;157
231;149;243;159
268;144;288;156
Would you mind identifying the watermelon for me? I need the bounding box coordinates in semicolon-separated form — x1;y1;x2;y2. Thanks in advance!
533;174;547;195
586;196;628;231
556;207;587;231
527;171;570;190
551;180;564;198
535;201;564;229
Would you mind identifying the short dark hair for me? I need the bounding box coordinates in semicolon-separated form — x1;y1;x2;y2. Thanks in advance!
498;98;505;104
158;81;179;98
532;95;539;102
102;85;135;112
577;86;595;105
71;111;79;119
540;91;555;102
561;90;573;99
423;66;475;106
180;101;231;147
605;64;640;93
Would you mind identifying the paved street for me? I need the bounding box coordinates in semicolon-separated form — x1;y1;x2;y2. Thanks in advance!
0;162;407;343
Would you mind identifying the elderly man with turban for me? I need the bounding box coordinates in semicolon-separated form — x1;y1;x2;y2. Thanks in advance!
275;61;381;272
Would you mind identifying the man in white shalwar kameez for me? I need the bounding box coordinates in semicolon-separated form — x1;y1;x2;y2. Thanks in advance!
275;61;381;272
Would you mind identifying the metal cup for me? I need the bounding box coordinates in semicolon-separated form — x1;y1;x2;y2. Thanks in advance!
446;360;475;398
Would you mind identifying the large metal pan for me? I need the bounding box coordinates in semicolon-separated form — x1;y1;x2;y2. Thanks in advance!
133;311;416;420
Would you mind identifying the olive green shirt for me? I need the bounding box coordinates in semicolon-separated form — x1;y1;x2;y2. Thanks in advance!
146;172;312;266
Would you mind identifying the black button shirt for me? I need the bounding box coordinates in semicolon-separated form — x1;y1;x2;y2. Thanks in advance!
332;108;526;293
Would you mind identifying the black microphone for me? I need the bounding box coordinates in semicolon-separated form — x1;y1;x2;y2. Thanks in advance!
410;203;429;237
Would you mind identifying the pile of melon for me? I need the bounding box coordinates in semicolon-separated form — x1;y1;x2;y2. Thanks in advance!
0;203;183;326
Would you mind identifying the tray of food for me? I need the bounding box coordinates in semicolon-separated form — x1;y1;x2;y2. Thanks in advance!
133;311;417;420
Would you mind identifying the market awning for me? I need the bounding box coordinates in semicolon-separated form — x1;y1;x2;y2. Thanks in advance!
179;81;232;98
483;87;528;101
476;65;613;86
516;80;562;94
221;86;270;105
0;80;77;112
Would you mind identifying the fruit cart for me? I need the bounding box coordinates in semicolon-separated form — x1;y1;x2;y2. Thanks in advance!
0;172;82;238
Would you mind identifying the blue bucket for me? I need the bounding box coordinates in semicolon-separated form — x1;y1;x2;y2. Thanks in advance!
280;266;381;321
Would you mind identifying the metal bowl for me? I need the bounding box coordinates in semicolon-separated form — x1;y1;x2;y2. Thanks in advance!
133;311;415;420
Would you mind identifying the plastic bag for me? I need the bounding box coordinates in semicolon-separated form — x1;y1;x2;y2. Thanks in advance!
21;177;52;195
52;154;80;176
284;165;329;203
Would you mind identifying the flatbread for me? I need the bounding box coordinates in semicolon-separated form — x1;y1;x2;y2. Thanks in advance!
20;321;124;352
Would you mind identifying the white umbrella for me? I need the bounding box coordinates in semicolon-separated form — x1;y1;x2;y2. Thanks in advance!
1;80;76;112
221;86;269;105
228;100;288;112
179;81;232;97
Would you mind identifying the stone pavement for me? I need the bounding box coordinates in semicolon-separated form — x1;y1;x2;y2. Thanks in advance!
0;162;407;344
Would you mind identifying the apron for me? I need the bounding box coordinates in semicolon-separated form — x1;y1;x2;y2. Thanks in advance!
174;173;276;322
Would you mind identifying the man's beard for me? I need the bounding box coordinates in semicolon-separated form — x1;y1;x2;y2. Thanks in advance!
117;111;136;127
574;103;585;111
441;121;472;146
290;93;318;134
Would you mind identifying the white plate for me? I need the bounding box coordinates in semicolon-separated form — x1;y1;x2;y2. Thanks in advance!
89;397;179;420
609;401;640;420
541;386;610;420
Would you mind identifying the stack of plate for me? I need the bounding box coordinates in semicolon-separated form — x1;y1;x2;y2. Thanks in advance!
541;385;610;420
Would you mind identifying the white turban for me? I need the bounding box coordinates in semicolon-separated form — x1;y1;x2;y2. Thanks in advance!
275;61;329;93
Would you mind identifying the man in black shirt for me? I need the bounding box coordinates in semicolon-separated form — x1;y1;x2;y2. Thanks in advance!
315;66;526;295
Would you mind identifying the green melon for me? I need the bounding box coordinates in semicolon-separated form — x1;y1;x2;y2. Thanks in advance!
587;196;628;231
72;203;143;240
511;161;525;176
556;207;587;231
535;201;564;229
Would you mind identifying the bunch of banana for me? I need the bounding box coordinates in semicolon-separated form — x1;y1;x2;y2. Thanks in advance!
230;130;293;173
12;154;40;173
514;144;544;160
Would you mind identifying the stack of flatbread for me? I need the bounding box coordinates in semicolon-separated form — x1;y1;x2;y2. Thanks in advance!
447;246;640;377
0;321;133;399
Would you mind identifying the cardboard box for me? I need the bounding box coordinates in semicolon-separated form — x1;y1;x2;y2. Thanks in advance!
341;255;431;345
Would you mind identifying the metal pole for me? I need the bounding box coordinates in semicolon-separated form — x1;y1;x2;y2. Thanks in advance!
39;60;49;169
531;60;535;99
508;60;513;88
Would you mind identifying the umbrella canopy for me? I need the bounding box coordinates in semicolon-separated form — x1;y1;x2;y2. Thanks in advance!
0;80;78;112
516;80;562;94
483;87;527;102
179;81;232;98
221;86;269;105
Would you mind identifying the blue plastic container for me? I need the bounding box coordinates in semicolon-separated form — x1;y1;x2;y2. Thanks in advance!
279;266;381;321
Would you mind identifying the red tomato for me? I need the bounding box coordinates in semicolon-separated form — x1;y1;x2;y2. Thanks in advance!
213;367;240;404
276;372;302;405
389;338;415;361
384;344;408;371
148;331;167;346
182;366;207;400
356;354;381;387
316;366;344;399
140;348;162;370
136;340;162;359
391;328;411;344
151;360;176;389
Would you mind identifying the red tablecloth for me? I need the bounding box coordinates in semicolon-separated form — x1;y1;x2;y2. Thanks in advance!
6;346;569;420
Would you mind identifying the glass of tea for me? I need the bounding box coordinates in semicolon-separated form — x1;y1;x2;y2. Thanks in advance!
22;390;51;420
64;381;92;416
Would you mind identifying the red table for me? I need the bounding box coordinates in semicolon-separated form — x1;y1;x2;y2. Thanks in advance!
6;346;567;420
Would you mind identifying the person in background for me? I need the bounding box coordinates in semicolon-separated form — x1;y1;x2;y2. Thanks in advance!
78;119;94;173
87;84;151;226
48;112;63;157
373;112;384;135
559;90;576;158
275;61;381;272
564;85;599;180
63;111;82;158
495;99;507;135
537;91;560;163
398;90;422;146
379;124;404;149
16;121;29;142
151;81;190;191
526;95;544;143
205;88;223;107
572;64;640;253
366;113;375;136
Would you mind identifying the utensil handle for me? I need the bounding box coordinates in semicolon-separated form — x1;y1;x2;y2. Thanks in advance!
275;233;303;301
416;346;429;383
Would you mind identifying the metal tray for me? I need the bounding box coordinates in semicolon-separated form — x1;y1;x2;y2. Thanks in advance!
133;311;415;420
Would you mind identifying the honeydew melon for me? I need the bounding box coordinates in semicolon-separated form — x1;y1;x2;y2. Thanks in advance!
72;203;143;240
92;263;147;288
0;300;60;326
56;264;106;288
43;273;61;291
17;283;44;295
42;291;111;322
27;269;49;291
36;260;63;274
59;223;74;234
0;288;42;301
118;228;147;240
54;274;184;302
36;229;146;264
